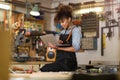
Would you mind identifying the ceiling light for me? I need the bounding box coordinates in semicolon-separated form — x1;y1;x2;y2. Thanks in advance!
0;3;10;10
74;7;103;14
30;4;40;16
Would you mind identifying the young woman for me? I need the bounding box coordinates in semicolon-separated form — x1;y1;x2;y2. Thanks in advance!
40;5;82;72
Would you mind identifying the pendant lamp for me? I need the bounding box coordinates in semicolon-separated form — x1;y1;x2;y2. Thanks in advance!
30;4;40;16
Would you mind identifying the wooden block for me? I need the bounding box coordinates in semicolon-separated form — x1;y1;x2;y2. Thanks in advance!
0;31;11;80
46;47;56;62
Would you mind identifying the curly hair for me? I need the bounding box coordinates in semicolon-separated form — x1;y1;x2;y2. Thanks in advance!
54;5;73;24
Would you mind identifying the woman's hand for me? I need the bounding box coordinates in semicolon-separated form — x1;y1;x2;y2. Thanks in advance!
58;40;63;44
48;42;58;49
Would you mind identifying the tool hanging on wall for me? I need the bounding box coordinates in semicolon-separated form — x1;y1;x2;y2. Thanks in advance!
101;25;118;56
102;33;106;49
105;0;111;39
118;15;120;39
107;19;118;38
101;20;118;56
101;0;119;56
104;0;116;40
116;0;120;38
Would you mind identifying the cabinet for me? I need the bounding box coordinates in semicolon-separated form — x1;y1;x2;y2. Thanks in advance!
81;37;97;50
81;12;99;37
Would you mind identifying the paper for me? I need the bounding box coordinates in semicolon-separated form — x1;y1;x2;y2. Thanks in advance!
40;34;70;47
40;34;59;47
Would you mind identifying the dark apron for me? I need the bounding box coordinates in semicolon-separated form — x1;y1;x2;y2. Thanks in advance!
40;34;77;72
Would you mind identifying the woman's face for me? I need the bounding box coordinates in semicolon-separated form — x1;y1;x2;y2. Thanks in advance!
59;18;71;29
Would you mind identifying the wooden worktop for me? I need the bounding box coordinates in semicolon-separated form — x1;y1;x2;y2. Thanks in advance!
11;61;52;65
10;72;73;80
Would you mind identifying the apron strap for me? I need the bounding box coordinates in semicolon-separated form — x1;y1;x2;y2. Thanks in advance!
66;27;75;42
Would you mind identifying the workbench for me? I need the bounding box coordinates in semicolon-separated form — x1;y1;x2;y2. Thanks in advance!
10;72;73;80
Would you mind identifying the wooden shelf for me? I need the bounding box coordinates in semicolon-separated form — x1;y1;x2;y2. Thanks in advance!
11;61;52;65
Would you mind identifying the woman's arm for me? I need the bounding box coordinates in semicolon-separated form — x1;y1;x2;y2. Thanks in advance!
72;27;82;52
57;46;76;52
48;42;76;52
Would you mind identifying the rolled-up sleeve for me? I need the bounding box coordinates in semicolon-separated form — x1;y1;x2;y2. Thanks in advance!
72;27;82;52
